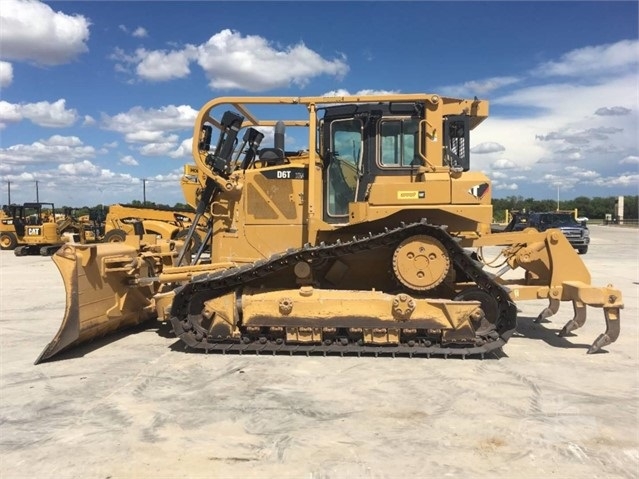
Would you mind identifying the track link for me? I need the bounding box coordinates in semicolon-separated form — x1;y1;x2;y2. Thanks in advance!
170;220;517;358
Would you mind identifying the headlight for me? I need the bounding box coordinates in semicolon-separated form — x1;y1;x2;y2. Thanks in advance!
583;229;590;237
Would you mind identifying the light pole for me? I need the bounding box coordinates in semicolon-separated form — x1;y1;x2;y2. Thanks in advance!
142;178;147;204
556;185;559;211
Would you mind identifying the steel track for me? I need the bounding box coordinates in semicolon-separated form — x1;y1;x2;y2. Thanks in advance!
170;220;518;358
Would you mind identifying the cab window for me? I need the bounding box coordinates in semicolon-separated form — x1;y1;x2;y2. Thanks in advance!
379;118;419;167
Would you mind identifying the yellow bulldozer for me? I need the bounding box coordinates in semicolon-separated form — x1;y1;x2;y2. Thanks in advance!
102;203;208;253
37;93;623;364
1;202;98;255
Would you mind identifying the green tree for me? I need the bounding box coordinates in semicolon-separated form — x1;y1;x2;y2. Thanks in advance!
623;195;638;219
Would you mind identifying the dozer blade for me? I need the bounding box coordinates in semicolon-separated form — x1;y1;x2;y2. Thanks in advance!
36;243;158;364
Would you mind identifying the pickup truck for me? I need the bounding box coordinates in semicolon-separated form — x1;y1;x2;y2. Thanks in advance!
504;211;590;254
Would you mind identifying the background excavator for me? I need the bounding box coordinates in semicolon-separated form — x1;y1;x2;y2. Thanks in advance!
36;94;623;364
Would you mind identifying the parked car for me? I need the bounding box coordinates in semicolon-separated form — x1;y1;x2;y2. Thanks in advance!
504;211;590;254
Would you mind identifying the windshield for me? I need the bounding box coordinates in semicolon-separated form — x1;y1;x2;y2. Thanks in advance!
539;213;579;227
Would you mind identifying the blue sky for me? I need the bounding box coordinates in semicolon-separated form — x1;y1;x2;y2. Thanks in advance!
1;0;637;207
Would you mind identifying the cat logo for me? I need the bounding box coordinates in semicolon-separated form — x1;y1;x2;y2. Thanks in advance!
27;227;41;235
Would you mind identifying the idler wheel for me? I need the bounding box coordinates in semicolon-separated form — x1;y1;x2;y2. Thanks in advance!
392;235;450;291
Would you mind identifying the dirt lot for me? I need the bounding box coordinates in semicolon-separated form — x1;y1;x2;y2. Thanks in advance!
1;225;637;479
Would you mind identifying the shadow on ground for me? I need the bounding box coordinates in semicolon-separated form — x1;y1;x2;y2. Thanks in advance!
37;321;161;364
166;330;510;360
38;314;613;365
513;315;610;354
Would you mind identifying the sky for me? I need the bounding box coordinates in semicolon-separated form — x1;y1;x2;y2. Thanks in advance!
0;0;638;207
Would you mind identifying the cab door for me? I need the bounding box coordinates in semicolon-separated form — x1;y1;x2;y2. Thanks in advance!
323;118;363;223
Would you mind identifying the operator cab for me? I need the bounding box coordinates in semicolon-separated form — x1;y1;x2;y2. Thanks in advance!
319;102;471;223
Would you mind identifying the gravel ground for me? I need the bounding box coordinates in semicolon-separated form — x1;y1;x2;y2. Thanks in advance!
1;225;637;479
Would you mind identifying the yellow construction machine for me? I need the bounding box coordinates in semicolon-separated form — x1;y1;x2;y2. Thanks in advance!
102;203;207;253
37;94;623;363
1;203;97;255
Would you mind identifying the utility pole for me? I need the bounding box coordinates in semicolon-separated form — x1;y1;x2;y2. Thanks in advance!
7;180;10;204
35;180;39;202
142;178;147;204
556;185;559;211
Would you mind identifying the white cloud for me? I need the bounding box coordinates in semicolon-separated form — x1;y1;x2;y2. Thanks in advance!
470;49;638;198
148;172;182;183
564;166;600;179
2;166;144;206
492;73;637;119
101;105;197;155
139;140;179;156
111;29;349;91
0;135;95;166
595;106;632;116
132;27;148;38
590;173;639;187
58;160;100;175
43;135;83;146
1;164;185;206
491;159;517;169
536;126;623;144
5;171;35;181
126;130;167;143
197;30;348;91
441;76;521;97
119;155;139;166
119;25;148;38
0;0;90;66
135;47;197;81
493;182;519;191
28;99;78;127
620;155;639;165
471;142;505;154
490;171;509;179
538;173;580;190
0;101;21;126
0;99;78;128
0;61;13;87
534;39;639;78
102;105;196;136
169;137;193;159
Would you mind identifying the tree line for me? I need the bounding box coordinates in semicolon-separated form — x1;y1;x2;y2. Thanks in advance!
492;195;638;223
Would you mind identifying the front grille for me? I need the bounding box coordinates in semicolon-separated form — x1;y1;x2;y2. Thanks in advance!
561;229;582;238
